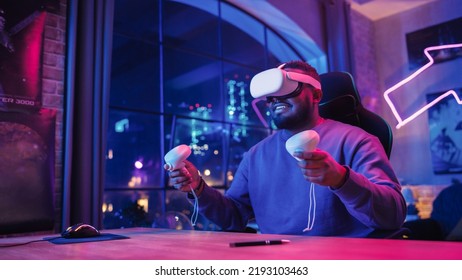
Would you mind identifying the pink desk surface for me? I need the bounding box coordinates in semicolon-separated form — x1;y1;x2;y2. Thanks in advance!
1;227;461;260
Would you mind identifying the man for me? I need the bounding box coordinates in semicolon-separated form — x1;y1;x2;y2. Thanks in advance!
166;60;406;237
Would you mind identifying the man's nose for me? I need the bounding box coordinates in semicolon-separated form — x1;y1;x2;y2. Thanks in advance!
266;96;281;104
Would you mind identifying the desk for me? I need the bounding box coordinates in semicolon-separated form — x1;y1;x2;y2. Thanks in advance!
1;227;461;260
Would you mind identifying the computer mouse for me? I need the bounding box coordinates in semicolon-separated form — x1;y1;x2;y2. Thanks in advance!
61;223;100;238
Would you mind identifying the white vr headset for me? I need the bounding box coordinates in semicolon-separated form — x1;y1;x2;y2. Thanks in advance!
250;66;321;99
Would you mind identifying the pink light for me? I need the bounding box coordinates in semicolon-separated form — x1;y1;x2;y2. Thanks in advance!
383;43;462;129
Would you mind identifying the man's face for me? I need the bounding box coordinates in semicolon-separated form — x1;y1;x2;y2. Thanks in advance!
266;68;321;130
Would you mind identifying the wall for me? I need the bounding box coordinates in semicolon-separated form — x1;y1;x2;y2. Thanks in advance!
267;0;326;52
350;0;462;186
42;0;67;231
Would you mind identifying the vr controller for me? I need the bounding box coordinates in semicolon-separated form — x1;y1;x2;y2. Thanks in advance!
250;66;321;99
164;144;191;171
164;144;200;225
285;130;320;161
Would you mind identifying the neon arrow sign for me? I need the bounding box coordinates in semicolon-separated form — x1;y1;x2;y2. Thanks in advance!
384;43;462;129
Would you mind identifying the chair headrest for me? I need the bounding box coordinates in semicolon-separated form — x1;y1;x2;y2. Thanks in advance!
320;72;361;105
319;95;360;126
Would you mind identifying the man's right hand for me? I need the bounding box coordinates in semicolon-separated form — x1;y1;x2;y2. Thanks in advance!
165;160;202;192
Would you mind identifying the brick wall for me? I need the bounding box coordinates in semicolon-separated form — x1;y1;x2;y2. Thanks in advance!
42;0;67;232
349;6;382;113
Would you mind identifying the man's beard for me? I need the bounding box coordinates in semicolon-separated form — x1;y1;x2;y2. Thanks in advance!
271;109;309;130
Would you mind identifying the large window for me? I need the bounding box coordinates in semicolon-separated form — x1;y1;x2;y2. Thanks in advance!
104;0;309;230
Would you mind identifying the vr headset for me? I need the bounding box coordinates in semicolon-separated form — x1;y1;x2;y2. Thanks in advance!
250;65;321;99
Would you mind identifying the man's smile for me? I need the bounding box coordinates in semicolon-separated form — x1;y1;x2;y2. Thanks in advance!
272;102;292;114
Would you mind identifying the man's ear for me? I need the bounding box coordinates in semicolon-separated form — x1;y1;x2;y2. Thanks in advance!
313;89;323;103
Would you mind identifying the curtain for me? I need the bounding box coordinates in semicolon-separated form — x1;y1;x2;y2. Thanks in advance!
62;0;113;230
322;0;353;73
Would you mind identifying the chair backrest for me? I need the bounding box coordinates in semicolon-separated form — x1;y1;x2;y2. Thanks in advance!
319;71;393;158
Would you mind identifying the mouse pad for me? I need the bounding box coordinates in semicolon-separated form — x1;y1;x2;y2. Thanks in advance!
44;233;130;245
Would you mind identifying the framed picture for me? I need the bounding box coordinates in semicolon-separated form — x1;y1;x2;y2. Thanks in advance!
0;109;56;234
0;0;59;112
406;17;462;70
427;89;462;174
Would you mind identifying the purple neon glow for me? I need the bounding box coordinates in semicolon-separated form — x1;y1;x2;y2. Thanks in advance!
251;98;270;128
384;43;462;129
